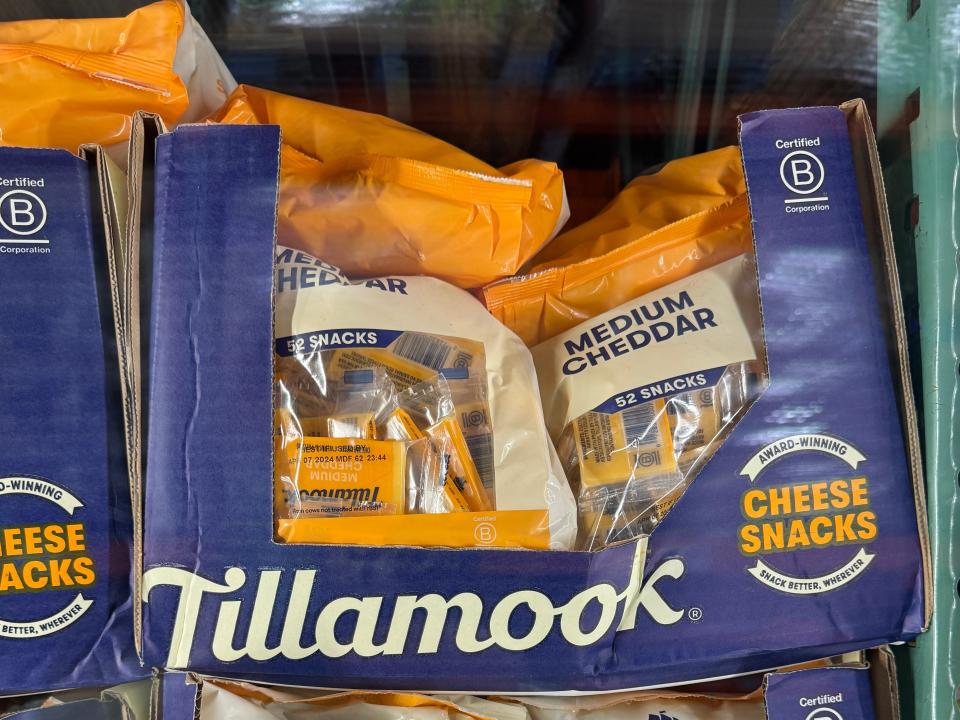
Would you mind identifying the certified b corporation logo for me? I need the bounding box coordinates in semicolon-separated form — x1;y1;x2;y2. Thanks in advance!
473;521;496;545
779;150;825;195
0;190;46;236
0;476;96;638
778;147;830;213
737;434;877;595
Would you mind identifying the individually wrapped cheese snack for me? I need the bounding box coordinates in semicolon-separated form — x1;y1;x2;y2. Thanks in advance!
399;376;492;511
0;1;235;157
324;368;395;439
533;255;766;549
207;85;568;288
482;147;750;346
273;246;575;549
382;378;474;514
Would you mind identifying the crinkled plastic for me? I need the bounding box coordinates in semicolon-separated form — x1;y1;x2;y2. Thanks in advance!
483;146;751;346
208;84;569;288
173;2;237;123
0;1;234;154
273;246;576;549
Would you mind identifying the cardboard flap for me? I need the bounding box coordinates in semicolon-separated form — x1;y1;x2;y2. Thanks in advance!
157;674;200;720
0;143;144;693
764;666;877;719
126;111;165;659
840;99;931;628
867;647;900;720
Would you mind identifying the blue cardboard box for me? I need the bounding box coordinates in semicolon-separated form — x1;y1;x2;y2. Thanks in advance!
154;649;896;720
0;135;147;694
139;100;929;691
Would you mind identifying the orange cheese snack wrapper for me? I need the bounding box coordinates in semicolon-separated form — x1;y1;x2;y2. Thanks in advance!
0;1;189;153
482;146;752;346
276;435;407;518
208;85;569;288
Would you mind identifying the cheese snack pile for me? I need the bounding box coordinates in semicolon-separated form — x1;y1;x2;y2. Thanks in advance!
483;149;766;549
273;247;575;549
535;257;766;548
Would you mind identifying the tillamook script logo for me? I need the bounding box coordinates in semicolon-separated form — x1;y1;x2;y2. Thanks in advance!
738;434;876;595
143;539;689;667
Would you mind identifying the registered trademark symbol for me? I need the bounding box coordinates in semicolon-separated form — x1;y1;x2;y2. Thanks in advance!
687;607;703;622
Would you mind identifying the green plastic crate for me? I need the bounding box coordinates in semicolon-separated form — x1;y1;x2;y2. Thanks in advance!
878;0;960;717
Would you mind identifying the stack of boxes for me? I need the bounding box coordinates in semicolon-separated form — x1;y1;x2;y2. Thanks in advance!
0;7;930;720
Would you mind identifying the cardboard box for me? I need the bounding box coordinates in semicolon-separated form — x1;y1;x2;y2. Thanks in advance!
152;648;899;719
0;137;146;693
137;100;929;691
0;681;150;720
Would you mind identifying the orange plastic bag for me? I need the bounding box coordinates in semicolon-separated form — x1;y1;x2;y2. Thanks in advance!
0;0;188;153
208;85;569;288
482;146;752;346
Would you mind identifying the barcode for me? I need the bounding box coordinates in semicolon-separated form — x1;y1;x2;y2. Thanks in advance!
621;402;661;448
333;350;425;390
465;432;495;490
393;332;457;371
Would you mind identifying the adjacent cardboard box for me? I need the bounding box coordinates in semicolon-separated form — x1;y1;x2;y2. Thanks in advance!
0;681;150;720
0;137;146;693
137;100;930;691
152;648;899;720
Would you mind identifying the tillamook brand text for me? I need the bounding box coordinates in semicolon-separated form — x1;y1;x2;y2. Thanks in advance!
143;540;692;667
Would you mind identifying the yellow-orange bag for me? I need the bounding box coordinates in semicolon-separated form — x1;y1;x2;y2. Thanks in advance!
482;146;752;346
208;85;569;288
0;1;190;153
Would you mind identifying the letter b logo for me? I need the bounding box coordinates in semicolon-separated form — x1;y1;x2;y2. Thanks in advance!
780;150;825;195
474;522;496;545
790;159;814;186
0;190;46;236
